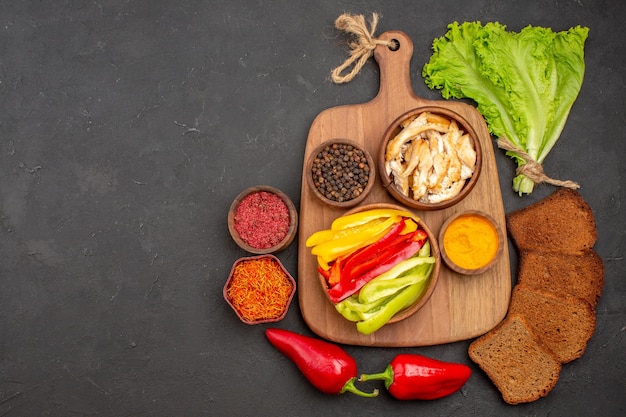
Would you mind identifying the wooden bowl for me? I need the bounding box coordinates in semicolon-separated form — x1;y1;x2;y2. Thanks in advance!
305;139;376;208
439;210;504;275
378;107;483;210
224;254;296;324
228;186;298;254
316;203;441;325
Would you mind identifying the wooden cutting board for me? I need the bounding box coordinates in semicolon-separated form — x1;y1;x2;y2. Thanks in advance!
297;31;511;347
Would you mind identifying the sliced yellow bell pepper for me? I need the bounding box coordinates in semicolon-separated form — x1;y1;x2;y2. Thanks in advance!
305;217;387;248
400;218;418;234
330;208;418;231
317;256;330;271
311;216;399;265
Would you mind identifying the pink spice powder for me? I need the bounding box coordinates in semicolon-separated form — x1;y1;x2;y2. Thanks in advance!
233;191;290;249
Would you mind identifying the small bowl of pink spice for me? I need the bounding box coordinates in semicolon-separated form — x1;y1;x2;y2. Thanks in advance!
228;185;298;254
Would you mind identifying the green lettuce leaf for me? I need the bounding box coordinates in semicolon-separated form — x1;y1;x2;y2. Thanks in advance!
422;22;588;194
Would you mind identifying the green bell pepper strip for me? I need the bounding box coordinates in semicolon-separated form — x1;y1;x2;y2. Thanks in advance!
330;208;417;231
358;262;434;304
417;240;431;258
335;294;389;322
335;301;364;322
359;254;434;284
359;274;427;305
356;270;433;335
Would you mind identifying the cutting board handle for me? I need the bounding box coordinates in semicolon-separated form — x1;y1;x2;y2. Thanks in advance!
373;31;425;108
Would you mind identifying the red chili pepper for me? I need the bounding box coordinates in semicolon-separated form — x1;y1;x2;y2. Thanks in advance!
265;328;378;397
327;234;425;303
359;354;471;400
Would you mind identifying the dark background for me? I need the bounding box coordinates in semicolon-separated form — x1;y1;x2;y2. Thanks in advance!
1;1;624;416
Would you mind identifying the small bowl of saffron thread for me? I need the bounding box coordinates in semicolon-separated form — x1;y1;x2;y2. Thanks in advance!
228;186;298;254
223;254;296;324
438;210;504;275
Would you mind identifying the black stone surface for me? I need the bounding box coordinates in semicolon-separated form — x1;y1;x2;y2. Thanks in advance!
1;1;624;416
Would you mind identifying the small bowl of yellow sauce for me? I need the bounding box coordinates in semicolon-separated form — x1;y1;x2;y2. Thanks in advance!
439;210;503;275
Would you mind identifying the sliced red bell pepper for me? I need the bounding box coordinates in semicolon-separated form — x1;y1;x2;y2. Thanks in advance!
318;265;331;280
340;219;407;277
327;256;343;286
327;235;425;303
321;248;363;286
343;229;427;282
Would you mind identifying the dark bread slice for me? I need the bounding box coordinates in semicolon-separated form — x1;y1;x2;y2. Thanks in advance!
508;285;596;363
468;314;561;405
506;188;597;254
517;249;604;308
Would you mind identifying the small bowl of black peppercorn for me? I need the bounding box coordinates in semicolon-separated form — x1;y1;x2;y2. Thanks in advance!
305;139;376;208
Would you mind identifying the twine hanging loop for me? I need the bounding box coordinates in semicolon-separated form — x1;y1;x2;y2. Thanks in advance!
330;13;396;84
496;136;580;190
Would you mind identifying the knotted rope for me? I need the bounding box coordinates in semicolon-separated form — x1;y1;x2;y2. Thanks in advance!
330;13;396;84
496;136;580;189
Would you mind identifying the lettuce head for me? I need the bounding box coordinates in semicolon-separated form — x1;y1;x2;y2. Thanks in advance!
423;22;588;195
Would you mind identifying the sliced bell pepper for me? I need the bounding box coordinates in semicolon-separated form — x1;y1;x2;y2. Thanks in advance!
330;208;418;231
340;219;407;279
311;216;399;265
305;217;388;248
417;240;431;257
327;236;425;303
341;229;427;283
318;265;331;280
359;254;434;284
335;301;363;322
400;218;418;234
359;262;434;304
356;277;432;335
327;256;343;286
335;294;389;322
317;256;330;271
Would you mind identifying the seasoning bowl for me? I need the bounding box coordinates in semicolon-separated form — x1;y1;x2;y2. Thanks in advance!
228;185;298;254
305;139;376;208
315;203;441;326
438;210;504;275
223;254;296;325
378;107;483;210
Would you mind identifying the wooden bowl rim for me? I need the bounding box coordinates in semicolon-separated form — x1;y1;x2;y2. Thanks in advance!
438;210;504;275
223;254;297;324
228;185;298;254
378;106;483;211
316;202;441;325
305;139;376;209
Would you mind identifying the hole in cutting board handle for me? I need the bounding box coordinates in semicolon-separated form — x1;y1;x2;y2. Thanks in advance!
387;38;400;51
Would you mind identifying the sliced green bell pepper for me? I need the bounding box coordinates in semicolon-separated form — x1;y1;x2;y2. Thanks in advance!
417;240;431;257
356;278;431;335
358;262;434;304
335;294;389;322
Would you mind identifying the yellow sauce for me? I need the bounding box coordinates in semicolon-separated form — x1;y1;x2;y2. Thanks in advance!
443;214;499;270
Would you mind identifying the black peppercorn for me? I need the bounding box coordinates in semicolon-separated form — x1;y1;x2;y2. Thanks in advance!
310;142;370;203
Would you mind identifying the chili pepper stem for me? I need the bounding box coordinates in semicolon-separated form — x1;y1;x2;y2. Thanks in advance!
341;377;379;397
359;366;394;390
